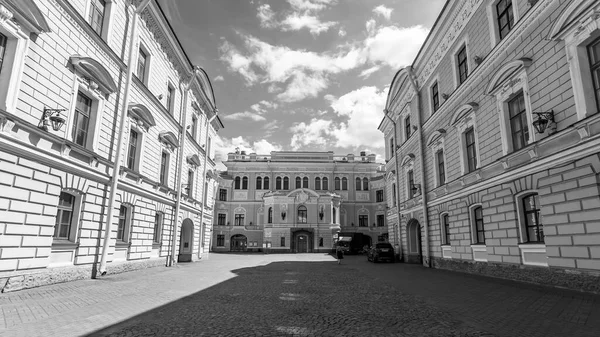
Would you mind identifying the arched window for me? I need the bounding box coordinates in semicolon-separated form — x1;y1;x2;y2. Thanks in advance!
296;176;301;189
234;177;241;189
298;205;307;223
276;177;282;190
303;177;308;188
263;177;270;190
335;177;340;190
242;177;248;190
342;177;348;190
363;178;369;191
256;176;262;190
268;207;273;223
315;177;321;190
333;207;336;224
322;177;328;190
356;177;362;191
283;177;289;190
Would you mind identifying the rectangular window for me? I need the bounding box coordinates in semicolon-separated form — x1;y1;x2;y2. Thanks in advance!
204;182;209;205
523;194;543;243
377;214;385;227
408;170;415;198
117;205;127;241
54;192;75;239
207;137;212;156
219;189;227;201
235;214;244;226
473;207;485;244
127;129;138;170
187;170;194;198
191;115;198;139
465;127;477;173
166;85;174;113
508;92;529;151
89;0;106;36
159;151;168;185
0;33;7;73
319;237;324;247
153;213;162;244
437;150;445;186
281;236;285;247
376;190;384;202
496;0;514;40
217;234;225;247
405;116;411;139
443;214;451;245
389;138;394;158
72;91;92;147
588;37;600;113
359;215;368;227
137;48;147;83
457;45;469;84
431;82;439;112
218;214;226;226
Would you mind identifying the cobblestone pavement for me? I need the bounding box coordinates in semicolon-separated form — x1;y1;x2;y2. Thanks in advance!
1;254;599;337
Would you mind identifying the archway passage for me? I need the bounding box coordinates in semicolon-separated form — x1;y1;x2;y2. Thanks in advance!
406;219;422;264
230;234;247;252
178;219;194;262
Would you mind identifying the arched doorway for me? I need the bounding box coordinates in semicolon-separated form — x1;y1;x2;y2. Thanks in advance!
406;219;422;264
292;229;313;253
296;234;309;253
178;218;194;262
230;234;247;252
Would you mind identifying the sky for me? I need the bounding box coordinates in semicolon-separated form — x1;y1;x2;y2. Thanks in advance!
158;0;446;166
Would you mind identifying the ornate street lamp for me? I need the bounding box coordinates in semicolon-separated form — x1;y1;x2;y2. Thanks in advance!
532;110;555;134
38;108;66;131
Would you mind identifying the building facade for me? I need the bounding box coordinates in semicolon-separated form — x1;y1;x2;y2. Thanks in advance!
211;151;388;253
0;0;223;292
380;0;600;292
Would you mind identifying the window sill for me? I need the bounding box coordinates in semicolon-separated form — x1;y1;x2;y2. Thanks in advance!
518;243;548;267
470;244;487;262
441;245;452;259
52;240;79;250
115;241;131;249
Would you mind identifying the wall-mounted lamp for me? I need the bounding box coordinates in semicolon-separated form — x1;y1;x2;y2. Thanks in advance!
411;184;421;196
442;93;450;100
474;55;483;65
412;125;418;131
532;110;555;134
157;94;164;100
38;108;66;131
281;210;286;220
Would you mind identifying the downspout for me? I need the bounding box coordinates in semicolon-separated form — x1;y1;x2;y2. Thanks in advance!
198;108;218;259
169;68;199;266
383;109;403;261
99;0;151;276
407;66;431;267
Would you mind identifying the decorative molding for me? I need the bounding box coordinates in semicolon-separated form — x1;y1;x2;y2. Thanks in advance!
128;103;156;130
60;143;72;157
577;126;590;140
0;115;15;133
69;55;117;95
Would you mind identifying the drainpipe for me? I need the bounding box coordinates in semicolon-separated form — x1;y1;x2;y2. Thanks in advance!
406;66;431;268
198;109;218;259
169;68;199;266
383;109;403;262
98;0;151;276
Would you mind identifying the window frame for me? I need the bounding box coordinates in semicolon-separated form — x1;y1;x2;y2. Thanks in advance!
65;83;105;152
242;176;248;190
283;177;289;190
470;205;485;244
362;178;369;191
334;177;340;190
376;190;384;202
507;91;530;152
358;214;368;227
0;16;31;113
234;214;245;226
322;177;328;190
431;81;440;113
256;176;262;190
377;214;385;227
268;207;273;224
276;177;282;190
517;193;544;243
296;176;301;189
297;205;307;224
159;151;169;186
407;169;415;199
457;44;469;85
187;169;195;198
218;213;226;226
126;127;142;171
441;213;451;246
342;177;348;190
281;236;286;247
166;82;175;114
355;177;361;191
486;0;519;46
436;149;446;186
465;127;477;173
53;191;83;243
219;188;227;201
152;212;163;245
217;234;225;247
315;177;321;190
136;44;150;85
234;177;241;189
116;204;133;243
405;115;412;140
85;0;114;42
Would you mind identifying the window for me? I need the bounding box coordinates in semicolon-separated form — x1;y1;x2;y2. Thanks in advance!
234;214;244;226
298;205;307;223
473;206;485;244
315;177;321;190
302;177;308;188
296;177;301;189
136;48;148;84
405;116;411;139
457;45;468;84
389;137;395;158
191;115;198;139
159;151;169;186
276;177;282;190
333;208;336;224
242;177;248;190
217;234;225;246
117;205;129;242
465;127;477;173
442;214;450;245
283;177;289;190
508;92;529;151
256;176;262;190
496;0;514;40
187;170;194;198
319;238;323;247
355;177;361;191
522;194;543;243
263;177;269;190
281;237;286;247
166;84;175;113
589;37;600;112
54;192;75;240
377;214;385;227
407;170;415;198
207;137;212;157
363;178;369;191
376;190;384;202
359;215;368;227
219;189;227;201
234;177;241;189
126;129;139;170
268;207;273;223
335;177;340;190
342;177;348;190
153;212;162;244
218;214;226;226
0;33;6;74
392;183;397;207
72;91;92;147
88;0;106;35
431;82;440;113
322;177;328;190
204;182;209;205
437;150;445;186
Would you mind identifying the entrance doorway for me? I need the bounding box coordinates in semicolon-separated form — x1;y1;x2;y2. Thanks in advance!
406;219;422;264
230;234;247;252
178;219;194;262
297;235;308;253
291;230;313;253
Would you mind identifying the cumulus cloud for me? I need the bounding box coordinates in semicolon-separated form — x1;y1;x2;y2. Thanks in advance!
290;118;333;150
359;65;381;78
222;111;266;121
287;0;338;12
257;4;277;28
281;13;338;35
373;5;393;20
213;75;224;82
338;28;346;37
219;40;259;85
215;136;283;164
363;25;429;69
256;0;339;36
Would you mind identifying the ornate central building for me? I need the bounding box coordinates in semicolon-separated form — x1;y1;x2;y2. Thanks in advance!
212;151;388;253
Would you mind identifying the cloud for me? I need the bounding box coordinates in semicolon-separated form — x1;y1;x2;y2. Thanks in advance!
338;28;346;37
277;70;329;102
281;13;337;35
287;0;338;12
257;4;277;28
222;111;266;121
359;65;381;78
363;24;429;69
373;5;393;20
213;75;224;82
290;118;333;150
214;136;283;164
256;0;339;35
219;40;259;85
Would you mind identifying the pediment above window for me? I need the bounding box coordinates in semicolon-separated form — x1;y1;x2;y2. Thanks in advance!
400;153;415;167
1;0;51;35
187;154;201;167
485;58;532;95
69;56;117;95
451;102;479;127
426;129;447;148
128;103;156;130
548;0;600;41
158;131;179;149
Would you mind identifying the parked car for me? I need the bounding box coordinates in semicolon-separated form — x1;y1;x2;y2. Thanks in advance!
367;243;395;263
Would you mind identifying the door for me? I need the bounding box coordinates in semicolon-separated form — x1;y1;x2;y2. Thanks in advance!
297;235;308;253
178;219;194;262
406;219;422;264
230;234;247;252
